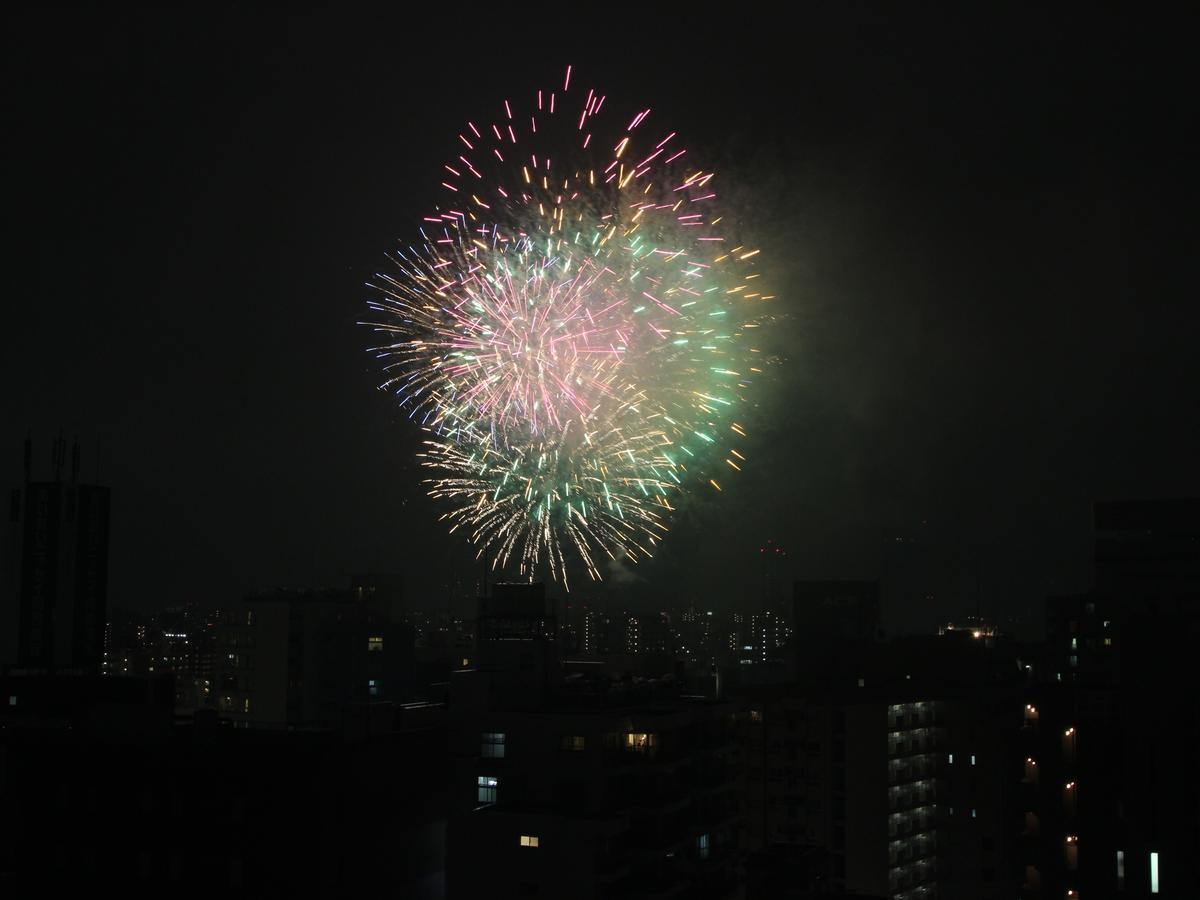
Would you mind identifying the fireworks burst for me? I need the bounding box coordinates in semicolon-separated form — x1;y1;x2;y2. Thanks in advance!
363;66;772;586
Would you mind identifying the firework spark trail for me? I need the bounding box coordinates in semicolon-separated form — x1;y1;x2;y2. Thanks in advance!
362;67;772;586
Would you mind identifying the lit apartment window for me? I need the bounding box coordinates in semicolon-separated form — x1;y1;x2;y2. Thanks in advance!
561;735;585;752
368;679;380;698
625;732;656;752
971;754;977;766
477;776;498;806
697;834;710;860
1150;851;1159;893
948;753;954;764
243;698;251;713
1116;849;1125;889
482;732;506;758
367;636;383;652
519;835;539;848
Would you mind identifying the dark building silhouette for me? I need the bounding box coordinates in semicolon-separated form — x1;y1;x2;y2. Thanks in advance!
1014;499;1200;899
445;583;743;899
0;671;449;895
212;577;414;728
1;435;110;673
745;621;1019;899
1094;498;1200;593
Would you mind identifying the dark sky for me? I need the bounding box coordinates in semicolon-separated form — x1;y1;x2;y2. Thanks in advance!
3;8;1196;633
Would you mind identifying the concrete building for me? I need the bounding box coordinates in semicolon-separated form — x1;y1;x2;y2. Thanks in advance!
446;583;743;899
212;581;415;729
2;436;110;673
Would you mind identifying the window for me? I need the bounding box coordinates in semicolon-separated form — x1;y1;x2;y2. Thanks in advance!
624;732;656;753
519;835;539;848
368;679;380;698
561;735;585;752
1117;850;1125;889
697;834;710;860
482;732;506;758
477;776;498;806
971;754;977;766
948;753;954;764
243;698;251;713
367;636;383;652
7;696;14;707
1150;851;1159;893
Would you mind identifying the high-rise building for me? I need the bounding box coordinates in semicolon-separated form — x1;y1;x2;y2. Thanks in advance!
744;684;1013;899
2;436;110;673
1016;499;1200;899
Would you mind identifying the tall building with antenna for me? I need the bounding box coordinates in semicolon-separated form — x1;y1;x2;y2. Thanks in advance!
1;434;111;672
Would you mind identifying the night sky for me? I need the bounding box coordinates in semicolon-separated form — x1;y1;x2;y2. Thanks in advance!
4;8;1195;634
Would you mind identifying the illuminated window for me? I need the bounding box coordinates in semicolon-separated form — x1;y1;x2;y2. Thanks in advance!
948;753;954;764
519;835;539;848
1150;851;1159;893
971;754;976;766
367;636;383;652
560;735;585;752
477;776;498;806
481;732;506;758
1117;850;1125;889
697;833;710;860
368;679;380;698
243;698;251;713
624;732;656;752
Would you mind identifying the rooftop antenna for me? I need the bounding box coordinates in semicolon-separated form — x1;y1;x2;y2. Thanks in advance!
975;554;982;620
